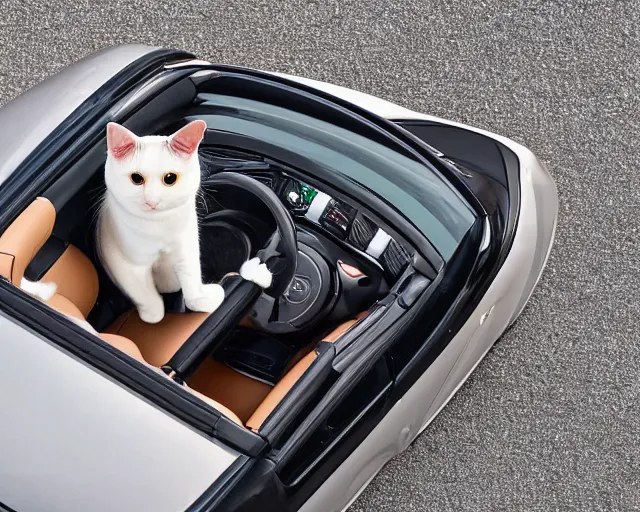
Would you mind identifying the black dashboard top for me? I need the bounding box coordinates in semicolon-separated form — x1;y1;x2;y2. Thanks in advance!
199;147;412;282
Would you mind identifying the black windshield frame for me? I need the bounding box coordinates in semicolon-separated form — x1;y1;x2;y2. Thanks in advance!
192;71;478;263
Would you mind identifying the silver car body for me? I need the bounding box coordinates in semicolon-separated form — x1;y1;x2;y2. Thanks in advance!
0;46;557;512
0;44;155;185
275;74;558;512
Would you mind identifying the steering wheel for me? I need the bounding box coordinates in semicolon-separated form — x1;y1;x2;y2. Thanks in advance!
161;171;298;382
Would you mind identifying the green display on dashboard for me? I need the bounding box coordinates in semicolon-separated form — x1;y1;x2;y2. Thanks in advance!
300;184;318;205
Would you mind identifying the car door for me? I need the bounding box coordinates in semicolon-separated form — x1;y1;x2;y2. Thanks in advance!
298;218;490;512
0;312;241;512
275;353;394;511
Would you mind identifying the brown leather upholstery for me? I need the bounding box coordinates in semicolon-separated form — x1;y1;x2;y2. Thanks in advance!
246;351;317;431
281;312;369;374
245;316;366;431
0;198;242;425
186;386;243;425
46;293;85;320
104;271;256;366
100;333;145;361
188;357;272;423
43;244;99;317
0;197;98;323
106;310;210;367
0;197;55;284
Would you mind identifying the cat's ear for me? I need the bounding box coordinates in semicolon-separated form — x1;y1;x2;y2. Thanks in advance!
169;120;207;157
106;123;137;160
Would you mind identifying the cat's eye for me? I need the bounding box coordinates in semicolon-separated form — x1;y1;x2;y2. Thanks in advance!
129;172;145;185
163;172;178;186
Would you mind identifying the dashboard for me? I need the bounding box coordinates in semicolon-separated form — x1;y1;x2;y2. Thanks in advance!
199;147;413;285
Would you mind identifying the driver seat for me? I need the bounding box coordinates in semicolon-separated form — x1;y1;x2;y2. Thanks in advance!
0;198;243;423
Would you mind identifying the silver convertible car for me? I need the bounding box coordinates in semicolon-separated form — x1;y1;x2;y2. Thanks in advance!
0;45;557;512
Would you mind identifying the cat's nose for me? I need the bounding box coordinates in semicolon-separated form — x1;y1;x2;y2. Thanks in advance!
145;200;159;210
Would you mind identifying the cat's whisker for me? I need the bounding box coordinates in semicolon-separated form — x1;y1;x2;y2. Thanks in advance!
196;188;209;215
199;187;224;211
88;192;107;226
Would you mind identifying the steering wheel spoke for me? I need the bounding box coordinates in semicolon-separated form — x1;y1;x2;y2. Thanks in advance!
160;171;298;382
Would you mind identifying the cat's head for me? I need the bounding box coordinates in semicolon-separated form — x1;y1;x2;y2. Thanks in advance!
104;120;207;215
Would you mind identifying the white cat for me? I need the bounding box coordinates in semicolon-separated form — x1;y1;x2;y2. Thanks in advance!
97;120;272;324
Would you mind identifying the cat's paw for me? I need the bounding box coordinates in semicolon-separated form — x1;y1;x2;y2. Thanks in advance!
185;283;225;313
138;301;165;324
240;257;273;289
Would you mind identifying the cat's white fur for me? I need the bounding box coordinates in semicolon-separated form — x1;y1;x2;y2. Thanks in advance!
20;278;57;301
97;120;271;324
239;257;272;288
19;278;98;333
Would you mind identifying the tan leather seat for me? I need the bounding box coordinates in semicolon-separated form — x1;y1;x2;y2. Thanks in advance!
0;198;97;319
0;198;215;365
187;357;273;423
246;312;368;431
43;243;99;318
105;309;211;367
0;197;240;424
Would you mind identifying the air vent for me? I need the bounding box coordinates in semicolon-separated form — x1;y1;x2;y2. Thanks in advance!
348;214;378;250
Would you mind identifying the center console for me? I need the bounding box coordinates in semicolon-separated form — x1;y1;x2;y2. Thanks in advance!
195;147;410;383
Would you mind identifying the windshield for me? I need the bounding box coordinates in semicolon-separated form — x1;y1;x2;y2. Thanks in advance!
196;93;476;260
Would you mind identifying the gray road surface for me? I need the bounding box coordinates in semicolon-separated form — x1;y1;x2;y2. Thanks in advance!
1;1;638;510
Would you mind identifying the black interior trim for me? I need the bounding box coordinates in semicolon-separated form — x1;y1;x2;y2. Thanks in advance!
24;235;68;281
259;341;336;443
334;294;418;372
164;275;261;382
332;301;388;353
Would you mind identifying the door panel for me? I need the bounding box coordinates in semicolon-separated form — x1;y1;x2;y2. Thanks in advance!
278;356;393;510
298;323;474;512
0;315;238;512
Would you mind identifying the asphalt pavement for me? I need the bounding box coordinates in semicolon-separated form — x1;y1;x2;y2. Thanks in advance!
1;0;638;510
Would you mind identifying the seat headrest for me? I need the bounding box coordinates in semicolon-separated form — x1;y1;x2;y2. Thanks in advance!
0;197;55;285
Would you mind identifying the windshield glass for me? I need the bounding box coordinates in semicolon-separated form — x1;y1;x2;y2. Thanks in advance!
196;93;476;260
